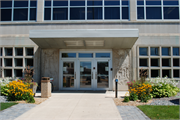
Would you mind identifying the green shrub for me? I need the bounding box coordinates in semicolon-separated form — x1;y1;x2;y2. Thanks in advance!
0;85;9;96
129;92;138;101
123;96;130;102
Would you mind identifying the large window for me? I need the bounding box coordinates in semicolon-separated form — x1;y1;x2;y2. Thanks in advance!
137;0;180;20
138;46;180;79
0;0;37;21
44;0;129;20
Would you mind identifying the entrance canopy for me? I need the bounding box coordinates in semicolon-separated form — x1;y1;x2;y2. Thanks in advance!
29;29;139;49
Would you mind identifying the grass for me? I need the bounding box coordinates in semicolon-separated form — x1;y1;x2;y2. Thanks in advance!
0;103;18;111
137;105;179;119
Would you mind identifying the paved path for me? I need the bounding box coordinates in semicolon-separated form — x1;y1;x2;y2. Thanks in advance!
15;91;122;120
0;104;37;120
117;106;151;120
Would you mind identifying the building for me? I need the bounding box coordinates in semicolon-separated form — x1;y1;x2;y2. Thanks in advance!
0;0;180;91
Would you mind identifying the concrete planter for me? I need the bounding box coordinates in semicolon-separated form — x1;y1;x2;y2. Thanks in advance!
30;84;37;97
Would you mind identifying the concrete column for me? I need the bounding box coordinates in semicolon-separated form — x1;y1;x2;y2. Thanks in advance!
129;0;136;21
37;0;44;22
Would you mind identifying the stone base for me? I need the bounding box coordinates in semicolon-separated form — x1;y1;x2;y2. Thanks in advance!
41;80;51;98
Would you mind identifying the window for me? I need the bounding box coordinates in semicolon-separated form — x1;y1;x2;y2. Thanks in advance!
26;58;33;66
62;53;76;58
15;58;23;67
162;47;170;56
96;53;110;58
151;70;159;77
15;48;23;56
162;69;171;78
174;70;179;78
44;0;129;20
151;59;159;67
5;48;13;56
79;53;93;58
4;69;12;77
173;59;179;67
139;47;148;56
26;48;34;56
137;0;180;20
0;0;37;21
14;69;23;77
139;59;148;67
173;47;179;56
162;58;170;67
5;58;12;67
151;47;159;56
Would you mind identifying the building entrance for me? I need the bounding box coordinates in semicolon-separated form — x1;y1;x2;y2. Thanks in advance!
60;51;112;90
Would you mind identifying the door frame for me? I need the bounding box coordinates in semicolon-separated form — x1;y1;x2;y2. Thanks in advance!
59;49;112;90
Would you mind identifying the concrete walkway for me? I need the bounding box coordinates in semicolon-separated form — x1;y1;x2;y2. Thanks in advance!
15;91;122;120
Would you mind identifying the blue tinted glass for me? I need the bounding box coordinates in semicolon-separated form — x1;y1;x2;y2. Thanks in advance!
14;9;28;21
104;0;120;5
122;7;129;19
45;0;51;6
146;0;161;5
44;8;51;20
164;7;179;19
173;48;179;56
14;1;28;7
122;0;129;5
105;7;120;19
62;53;76;58
87;7;102;19
53;8;68;20
137;0;144;5
30;8;36;20
162;47;170;56
87;0;102;6
139;48;147;56
53;0;68;6
30;0;37;7
79;53;93;58
70;0;85;6
1;1;12;7
146;7;162;19
137;7;144;19
96;53;110;58
151;47;159;56
163;0;179;5
70;8;85;20
1;9;11;21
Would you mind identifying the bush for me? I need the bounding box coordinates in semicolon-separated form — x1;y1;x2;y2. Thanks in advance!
123;96;130;102
129;92;138;101
1;85;9;96
5;80;35;103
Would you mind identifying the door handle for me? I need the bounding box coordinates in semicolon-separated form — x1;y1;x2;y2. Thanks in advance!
74;72;76;79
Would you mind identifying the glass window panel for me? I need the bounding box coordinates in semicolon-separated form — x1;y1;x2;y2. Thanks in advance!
151;70;159;77
146;0;161;5
151;47;159;56
164;7;179;19
87;0;102;6
137;7;144;19
174;70;179;78
45;0;51;6
105;7;120;19
151;59;159;66
0;48;2;56
5;48;12;56
104;0;120;5
162;70;171;78
30;0;37;7
79;53;93;58
146;7;162;19
173;47;179;56
14;9;28;21
53;8;68;20
122;7;129;19
14;0;28;7
63;62;74;88
4;69;12;77
96;53;110;58
15;48;23;56
62;53;76;58
80;62;91;88
1;9;12;21
1;1;12;8
5;59;12;66
162;47;170;56
30;8;36;20
15;59;23;67
162;58;170;67
139;47;148;56
137;0;144;5
70;0;85;6
53;0;68;6
70;8;85;20
87;7;102;20
26;48;34;56
44;8;51;20
122;0;129;5
139;59;148;66
15;69;23;77
26;59;33;66
173;59;179;67
0;58;2;66
163;0;179;5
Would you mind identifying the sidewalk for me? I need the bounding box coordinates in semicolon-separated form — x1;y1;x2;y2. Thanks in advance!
15;91;123;120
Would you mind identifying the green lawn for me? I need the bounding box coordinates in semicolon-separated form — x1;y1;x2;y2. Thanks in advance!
137;105;179;119
0;103;18;111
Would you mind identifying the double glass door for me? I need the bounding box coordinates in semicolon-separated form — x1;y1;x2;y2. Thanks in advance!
62;60;110;90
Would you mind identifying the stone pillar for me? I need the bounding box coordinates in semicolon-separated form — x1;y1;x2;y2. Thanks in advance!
37;0;44;22
129;0;136;21
41;79;51;98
